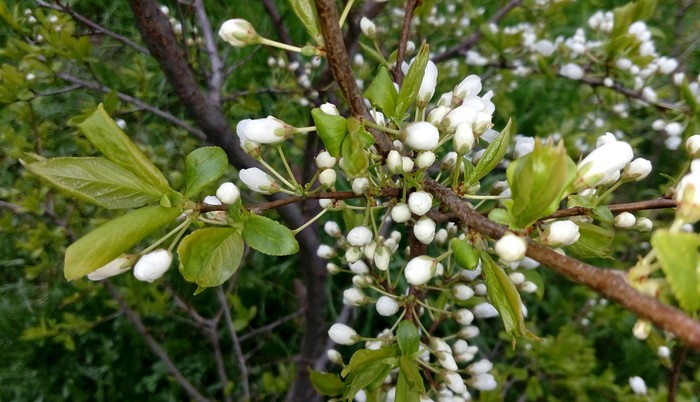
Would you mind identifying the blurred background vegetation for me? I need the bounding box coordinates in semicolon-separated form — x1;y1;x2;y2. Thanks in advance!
1;0;699;400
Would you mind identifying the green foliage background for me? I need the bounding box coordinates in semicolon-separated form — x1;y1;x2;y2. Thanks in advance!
1;0;700;400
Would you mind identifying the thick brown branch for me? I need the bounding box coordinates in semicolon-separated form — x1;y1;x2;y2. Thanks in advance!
424;178;700;350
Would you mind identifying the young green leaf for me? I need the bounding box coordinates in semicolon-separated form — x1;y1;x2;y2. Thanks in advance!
364;66;397;114
345;361;393;401
178;227;244;289
242;214;299;256
399;356;425;392
78;104;171;193
394;42;429;119
395;361;421;402
481;252;540;343
26;157;164;209
342;346;396;377
311;108;347;157
451;238;480;270
565;222;614;259
652;230;700;312
309;370;343;396
184;147;228;198
396;320;420;356
341;119;370;177
64;205;181;280
469;118;512;183
505;141;576;229
289;0;320;42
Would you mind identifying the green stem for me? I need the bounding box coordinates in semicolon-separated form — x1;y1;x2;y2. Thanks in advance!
292;207;328;235
338;0;355;27
293;126;317;134
595;179;626;205
258;37;304;53
364;120;402;136
276;145;300;188
141;218;192;254
434;248;453;262
257;157;297;191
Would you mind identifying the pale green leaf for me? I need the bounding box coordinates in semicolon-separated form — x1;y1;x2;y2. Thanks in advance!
242;215;299;256
311;108;347;157
178;227;244;289
78;103;171;192
184;147;228;198
470;118;512;183
652;230;700;312
309;370;343;397
396;320;420;356
65;205;181;280
394;42;429;118
364;67;397;114
27;157;164;209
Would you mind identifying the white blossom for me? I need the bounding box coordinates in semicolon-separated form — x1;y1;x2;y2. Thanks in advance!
317;244;336;259
495;233;527;262
675;169;700;223
454;74;482;101
360;17;376;39
416;151;436;169
455;309;474;325
319;103;339;116
319;169;337;188
352;177;370;195
467;359;493;375
374;246;391;271
324;221;342;238
454;123;475;153
623;158;652;181
216;182;240;204
328;323;360;345
470;373;497;391
417;60;438;106
408;191;433;216
575;141;633;189
236;116;288;144
414;216;437;244
239;168;278;194
404;122;440;151
404;256;436;286
614;212;636;228
473;302;499;318
218;19;260;47
514;136;535;159
560;63;584;80
391;203;412;223
347;226;373;247
686;135;700;156
386;150;403;173
445;372;467;394
629;376;647;395
376;295;399;316
87;256;132;280
453;284;474;301
316;150;337;168
542;221;580;247
133;250;172;282
343;287;368;306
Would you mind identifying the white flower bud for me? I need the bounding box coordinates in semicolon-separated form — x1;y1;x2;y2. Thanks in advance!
343;287;368;306
328;323;360;345
445;372;467;394
636;217;653;231
629;376;647;395
370;109;385;126
352;177;369;195
236;116;289;144
326;263;341;274
473;302;499;318
386;150;403;173
439;353;458;371
454;74;482;101
468;359;493;375
324;221;342;238
455;309;474;325
508;272;525;285
87;256;132;280
495;232;527;262
404;256;436;286
470;373;497;391
414;216;436;244
239;168;278;194
675;171;700;223
453;123;475;153
575;141;633;190
404;122;440;151
460;325;480;339
349;260;369;275
319;169;337;188
316;150;337;168
560;63;584;80
319;102;339;116
452;339;469;355
218;19;260;47
542;220;580;247
444;105;477;132
317;244;336;259
353;274;372;287
633;319;651;340
686;135;700;156
427;105;449;126
376;296;400;316
408;191;433;216
327;349;344;365
595;132;617;148
115;118;126;129
513;136;535;159
360;17;376;39
623;158;652;181
374;246;391;271
401;156;415;173
345;247;362;263
216;182;240;204
133;249;172;283
417;60;438;107
416;151;436;169
520;281;538;293
452;284;474;301
391;203;412;223
434;228;448;246
657;346;670;359
614;212;636;228
347;226;373;247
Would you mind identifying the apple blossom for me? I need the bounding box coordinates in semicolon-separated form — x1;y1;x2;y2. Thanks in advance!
133;249;172;283
218;19;260;47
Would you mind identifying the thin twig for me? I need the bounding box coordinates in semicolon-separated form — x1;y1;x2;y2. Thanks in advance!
239;310;304;342
668;345;689;402
104;281;210;402
542;198;677;220
216;286;251;401
392;0;419;85
56;72;207;139
192;0;224;104
34;0;150;55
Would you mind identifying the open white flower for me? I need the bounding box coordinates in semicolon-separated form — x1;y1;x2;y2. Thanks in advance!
218;19;260;47
133;249;172;283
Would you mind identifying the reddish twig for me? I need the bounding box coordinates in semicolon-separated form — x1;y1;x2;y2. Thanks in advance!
392;0;420;85
542;198;677;220
668;345;689;402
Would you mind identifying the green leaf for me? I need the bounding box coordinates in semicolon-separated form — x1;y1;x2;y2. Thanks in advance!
311;108;347;157
394;42;429;119
26;157;164;209
395;363;421;402
341;118;370;178
399;356;424;392
396;320;420;356
364;67;397;114
64;205;181;280
469;118;512;183
309;370;344;396
242;214;299;256
184;147;228;198
505;141;576;229
565;222;614;259
345;361;392;401
177;228;244;289
591;206;614;224
652;230;700;312
342;346;396;377
488;208;513;226
451;238;479;270
78;104;171;192
289;0;321;42
481;252;540;343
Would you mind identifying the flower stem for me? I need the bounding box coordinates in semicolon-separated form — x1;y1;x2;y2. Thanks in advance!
258;37;304;53
292;207;328;235
276;144;300;188
141;218;192;255
338;0;355;27
364;120;401;136
257;157;297;191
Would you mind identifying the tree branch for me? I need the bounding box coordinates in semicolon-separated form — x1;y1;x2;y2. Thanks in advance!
192;0;225;104
392;0;420;85
543;198;677;220
104;281;210;402
216;286;251;401
424;178;700;350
